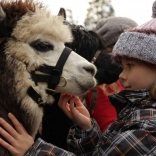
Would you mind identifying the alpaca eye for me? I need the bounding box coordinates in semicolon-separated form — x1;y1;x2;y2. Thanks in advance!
30;40;54;52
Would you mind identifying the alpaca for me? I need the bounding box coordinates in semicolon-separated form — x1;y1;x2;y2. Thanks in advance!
0;1;96;155
39;11;122;149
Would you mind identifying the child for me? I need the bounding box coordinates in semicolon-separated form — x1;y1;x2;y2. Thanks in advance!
1;1;156;155
85;16;137;132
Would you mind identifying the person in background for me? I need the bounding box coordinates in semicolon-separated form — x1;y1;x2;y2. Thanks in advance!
85;16;138;132
96;16;138;52
1;1;156;155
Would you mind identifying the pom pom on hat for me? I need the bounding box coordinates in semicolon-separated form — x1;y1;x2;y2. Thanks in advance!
96;17;138;48
152;0;156;18
131;0;156;33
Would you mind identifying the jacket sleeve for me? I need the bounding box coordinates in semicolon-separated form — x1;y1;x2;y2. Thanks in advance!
24;118;156;156
23;119;102;156
23;120;102;156
23;138;75;156
67;119;103;155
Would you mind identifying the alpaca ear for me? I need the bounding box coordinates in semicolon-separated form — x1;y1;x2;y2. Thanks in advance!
0;5;6;22
26;8;34;16
0;5;9;38
58;8;66;20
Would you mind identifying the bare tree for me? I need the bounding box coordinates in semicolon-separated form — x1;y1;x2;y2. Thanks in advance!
84;0;114;30
66;9;78;24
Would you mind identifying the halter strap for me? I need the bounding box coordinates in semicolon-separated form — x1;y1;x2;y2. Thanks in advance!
91;50;101;64
88;50;101;111
27;47;72;106
27;86;44;107
47;47;72;91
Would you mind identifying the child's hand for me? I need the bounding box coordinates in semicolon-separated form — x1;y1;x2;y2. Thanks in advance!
58;94;91;130
0;113;34;156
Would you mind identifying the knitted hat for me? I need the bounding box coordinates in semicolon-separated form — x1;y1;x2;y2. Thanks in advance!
96;17;138;48
112;1;156;65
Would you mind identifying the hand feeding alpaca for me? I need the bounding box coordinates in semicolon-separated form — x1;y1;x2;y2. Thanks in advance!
0;0;96;155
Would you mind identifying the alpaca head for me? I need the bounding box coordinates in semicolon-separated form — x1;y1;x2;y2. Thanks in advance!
0;0;97;108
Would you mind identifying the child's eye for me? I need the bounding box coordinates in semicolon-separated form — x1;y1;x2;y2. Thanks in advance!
126;63;132;67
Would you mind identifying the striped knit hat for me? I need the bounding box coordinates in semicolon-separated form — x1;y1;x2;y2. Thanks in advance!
112;1;156;65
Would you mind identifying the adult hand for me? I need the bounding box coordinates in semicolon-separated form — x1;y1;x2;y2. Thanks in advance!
58;94;91;130
0;113;34;156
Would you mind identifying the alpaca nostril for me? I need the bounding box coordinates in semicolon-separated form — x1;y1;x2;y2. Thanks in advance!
83;66;96;76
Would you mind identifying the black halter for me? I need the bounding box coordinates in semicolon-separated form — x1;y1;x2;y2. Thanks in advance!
27;47;72;107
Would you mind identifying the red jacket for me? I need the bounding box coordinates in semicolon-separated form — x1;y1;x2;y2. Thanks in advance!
85;81;124;132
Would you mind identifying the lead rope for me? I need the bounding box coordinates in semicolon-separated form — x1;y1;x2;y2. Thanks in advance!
88;50;101;112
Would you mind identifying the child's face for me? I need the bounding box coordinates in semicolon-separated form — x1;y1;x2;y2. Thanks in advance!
119;59;156;90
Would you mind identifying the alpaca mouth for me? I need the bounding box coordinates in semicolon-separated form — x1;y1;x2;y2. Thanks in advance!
75;78;94;93
78;83;89;92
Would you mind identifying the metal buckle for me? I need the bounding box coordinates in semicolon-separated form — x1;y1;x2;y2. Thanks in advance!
58;76;67;87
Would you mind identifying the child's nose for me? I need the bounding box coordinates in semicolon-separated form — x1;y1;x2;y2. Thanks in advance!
119;71;126;81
